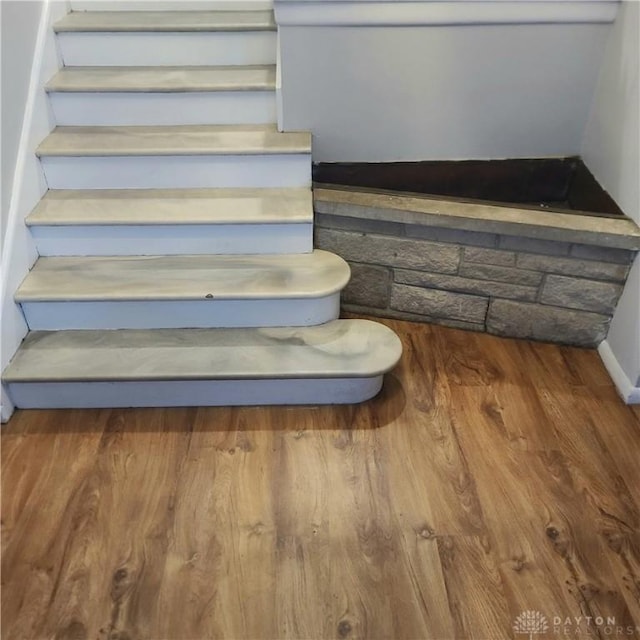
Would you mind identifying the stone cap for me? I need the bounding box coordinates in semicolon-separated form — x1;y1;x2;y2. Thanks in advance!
314;184;640;251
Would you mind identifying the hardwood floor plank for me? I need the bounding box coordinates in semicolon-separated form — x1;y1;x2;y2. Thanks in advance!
452;385;637;636
437;535;511;639
272;410;333;640
1;409;108;640
154;407;279;640
94;409;196;640
387;325;487;537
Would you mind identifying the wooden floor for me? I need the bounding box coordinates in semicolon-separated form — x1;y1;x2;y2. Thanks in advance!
2;317;640;640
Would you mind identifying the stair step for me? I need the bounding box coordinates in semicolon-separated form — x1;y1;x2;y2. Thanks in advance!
37;125;311;189
2;320;403;408
26;188;314;256
46;65;276;92
47;66;277;126
27;188;312;225
68;2;274;10
16;252;350;330
54;11;276;32
55;10;276;68
37;125;309;157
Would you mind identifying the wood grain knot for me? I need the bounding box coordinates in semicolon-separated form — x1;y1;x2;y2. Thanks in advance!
113;568;128;583
546;526;560;540
604;532;624;553
417;525;436;540
337;620;352;637
111;567;132;601
511;556;527;572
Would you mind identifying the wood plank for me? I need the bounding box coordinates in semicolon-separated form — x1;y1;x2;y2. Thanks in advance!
437;535;511;639
1;409;110;639
452;384;637;635
155;406;279;640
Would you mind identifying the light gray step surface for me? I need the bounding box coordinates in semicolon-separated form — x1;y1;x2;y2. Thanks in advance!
16;251;348;302
3;321;402;382
37;126;311;188
16;252;349;330
46;65;276;92
36;125;310;157
26;189;314;256
3;320;402;408
46;66;277;126
54;10;276;32
27;188;312;226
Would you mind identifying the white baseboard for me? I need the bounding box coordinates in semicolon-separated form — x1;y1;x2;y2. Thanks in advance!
598;340;640;404
1;388;16;424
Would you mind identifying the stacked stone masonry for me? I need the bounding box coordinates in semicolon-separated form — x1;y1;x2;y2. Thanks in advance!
315;214;636;347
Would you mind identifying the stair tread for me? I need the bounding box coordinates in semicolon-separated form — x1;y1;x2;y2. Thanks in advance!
36;125;310;157
27;188;312;226
16;251;349;302
54;10;276;32
2;320;402;382
46;65;276;93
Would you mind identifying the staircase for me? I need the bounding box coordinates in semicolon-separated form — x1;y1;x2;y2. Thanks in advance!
2;3;401;409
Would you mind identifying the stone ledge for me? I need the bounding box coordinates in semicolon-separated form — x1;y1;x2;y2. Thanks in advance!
314;185;640;251
315;189;639;347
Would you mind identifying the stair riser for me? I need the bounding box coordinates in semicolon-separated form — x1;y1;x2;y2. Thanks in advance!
58;32;276;66
49;92;277;126
40;155;311;189
31;224;313;256
21;296;340;330
6;376;383;409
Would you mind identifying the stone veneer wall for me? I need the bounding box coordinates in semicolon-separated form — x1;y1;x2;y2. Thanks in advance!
315;201;639;347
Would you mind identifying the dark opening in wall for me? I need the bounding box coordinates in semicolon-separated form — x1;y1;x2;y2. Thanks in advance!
313;157;625;218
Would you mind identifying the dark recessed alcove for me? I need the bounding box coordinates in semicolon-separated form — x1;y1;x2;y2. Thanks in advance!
313;157;625;218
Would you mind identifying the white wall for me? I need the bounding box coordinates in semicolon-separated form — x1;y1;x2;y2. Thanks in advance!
1;0;67;421
279;20;611;162
1;0;45;248
583;1;640;399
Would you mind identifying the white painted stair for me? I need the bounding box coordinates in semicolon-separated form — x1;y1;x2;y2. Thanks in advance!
37;124;311;189
2;6;401;409
27;188;314;255
47;65;278;125
3;320;402;408
16;251;350;330
55;10;277;66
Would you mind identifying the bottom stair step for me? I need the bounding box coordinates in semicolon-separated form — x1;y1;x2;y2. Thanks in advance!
2;320;402;408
